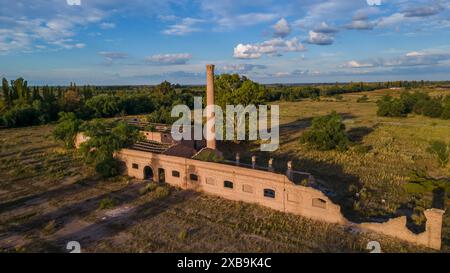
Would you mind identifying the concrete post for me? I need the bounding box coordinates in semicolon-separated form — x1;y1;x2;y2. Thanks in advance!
286;161;292;180
268;158;274;172
206;64;216;150
423;209;445;250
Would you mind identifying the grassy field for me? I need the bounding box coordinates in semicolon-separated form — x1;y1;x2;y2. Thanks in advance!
0;87;449;252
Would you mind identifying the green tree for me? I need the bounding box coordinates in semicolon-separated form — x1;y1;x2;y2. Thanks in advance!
441;95;450;119
421;99;443;118
300;111;349;151
53;112;82;148
79;120;142;177
376;95;407;117
427;140;449;167
2;78;11;107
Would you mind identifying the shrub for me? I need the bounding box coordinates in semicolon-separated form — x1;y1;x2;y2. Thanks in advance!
53;112;82;148
178;230;188;240
427;140;449;167
95;156;119;178
300;111;349;151
154;186;170;199
421;99;443;118
139;183;158;195
354;144;372;154
376;95;407;117
441;95;450;119
99;198;115;210
356;95;369;103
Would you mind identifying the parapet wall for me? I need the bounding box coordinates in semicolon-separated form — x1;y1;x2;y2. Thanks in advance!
116;148;445;250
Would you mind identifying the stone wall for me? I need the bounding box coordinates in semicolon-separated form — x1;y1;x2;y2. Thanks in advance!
116;148;445;250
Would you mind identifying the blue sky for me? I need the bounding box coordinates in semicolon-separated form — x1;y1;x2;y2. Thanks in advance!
1;0;450;85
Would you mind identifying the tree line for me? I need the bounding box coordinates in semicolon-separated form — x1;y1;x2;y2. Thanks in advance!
377;91;450;119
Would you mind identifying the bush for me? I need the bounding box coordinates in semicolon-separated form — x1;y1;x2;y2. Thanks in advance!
178;230;188;240
154;186;170;199
139;183;158;195
53;112;82;148
95;156;119;178
376;95;407;117
99;198;115;210
440;95;450;119
356;95;369;103
300;111;349;151
421;99;443;118
427;140;449;167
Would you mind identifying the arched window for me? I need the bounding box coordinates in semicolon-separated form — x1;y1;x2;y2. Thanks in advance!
264;189;276;198
312;198;327;209
224;181;234;189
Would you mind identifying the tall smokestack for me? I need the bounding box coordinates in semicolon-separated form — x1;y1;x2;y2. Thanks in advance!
206;64;216;150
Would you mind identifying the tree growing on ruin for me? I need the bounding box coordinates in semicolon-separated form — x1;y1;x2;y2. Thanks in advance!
78;119;142;177
53;112;82;148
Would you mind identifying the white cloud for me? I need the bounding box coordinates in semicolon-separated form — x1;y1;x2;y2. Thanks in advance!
345;19;376;30
305;31;334;45
67;0;81;6
366;0;381;6
233;37;306;59
163;18;204;35
217;13;279;29
272;18;291;38
346;50;450;68
221;64;267;73
345;60;374;68
313;22;339;33
98;51;128;63
145;53;192;65
99;22;115;29
403;6;440;18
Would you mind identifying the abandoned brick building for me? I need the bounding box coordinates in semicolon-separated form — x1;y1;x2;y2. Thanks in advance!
76;64;445;250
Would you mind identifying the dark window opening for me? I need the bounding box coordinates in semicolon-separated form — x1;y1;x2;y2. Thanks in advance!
224;181;234;189
132;163;139;169
172;170;180;177
264;189;276;198
158;168;165;183
190;174;198;181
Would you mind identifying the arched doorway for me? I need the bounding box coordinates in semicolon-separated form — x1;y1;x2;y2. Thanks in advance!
143;166;154;181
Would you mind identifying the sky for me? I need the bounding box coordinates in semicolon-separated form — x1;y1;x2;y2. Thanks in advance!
1;0;450;85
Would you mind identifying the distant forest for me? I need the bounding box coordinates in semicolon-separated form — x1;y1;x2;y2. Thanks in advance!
0;74;448;128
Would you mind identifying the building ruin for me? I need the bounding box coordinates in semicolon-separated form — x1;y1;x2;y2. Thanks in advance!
75;64;445;250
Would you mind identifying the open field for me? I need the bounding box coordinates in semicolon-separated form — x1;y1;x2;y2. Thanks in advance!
0;87;449;252
221;87;450;251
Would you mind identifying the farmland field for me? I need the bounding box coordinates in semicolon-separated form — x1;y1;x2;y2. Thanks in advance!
0;87;449;253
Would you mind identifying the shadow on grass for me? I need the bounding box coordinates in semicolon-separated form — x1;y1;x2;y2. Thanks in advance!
22;187;199;252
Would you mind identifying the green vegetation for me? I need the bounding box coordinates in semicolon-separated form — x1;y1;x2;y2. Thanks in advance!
154;186;170;199
427;141;449;167
299;111;349;151
377;91;450;119
78;119;142;177
99;198;116;210
356;95;369;103
139;183;158;195
52;112;82;148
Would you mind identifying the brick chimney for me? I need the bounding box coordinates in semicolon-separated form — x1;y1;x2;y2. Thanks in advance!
206;64;216;150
